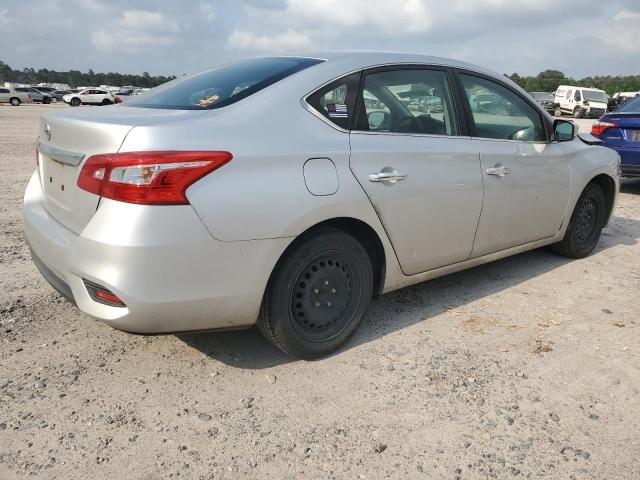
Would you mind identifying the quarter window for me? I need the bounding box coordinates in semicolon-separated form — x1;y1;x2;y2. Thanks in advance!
306;72;360;130
355;69;458;136
460;74;546;142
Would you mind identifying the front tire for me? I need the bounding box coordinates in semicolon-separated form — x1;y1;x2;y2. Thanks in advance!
51;97;58;103
554;107;562;117
573;107;583;119
9;97;20;106
70;97;81;107
551;183;606;259
258;229;373;359
101;98;112;105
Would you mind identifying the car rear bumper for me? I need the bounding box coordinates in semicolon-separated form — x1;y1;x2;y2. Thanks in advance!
604;146;640;176
23;171;290;333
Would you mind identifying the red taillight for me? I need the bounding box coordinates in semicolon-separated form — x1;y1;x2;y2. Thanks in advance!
114;96;122;104
591;121;618;136
77;151;232;205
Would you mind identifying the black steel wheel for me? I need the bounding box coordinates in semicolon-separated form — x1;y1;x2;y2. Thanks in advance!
258;228;373;359
551;183;606;258
70;97;81;107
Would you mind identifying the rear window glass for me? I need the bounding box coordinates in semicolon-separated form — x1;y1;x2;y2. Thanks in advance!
617;95;640;113
126;57;324;110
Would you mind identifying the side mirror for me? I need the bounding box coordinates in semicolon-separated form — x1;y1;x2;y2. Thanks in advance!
554;119;576;142
368;111;388;129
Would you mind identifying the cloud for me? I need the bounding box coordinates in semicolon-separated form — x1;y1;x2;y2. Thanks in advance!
92;9;180;50
228;29;311;51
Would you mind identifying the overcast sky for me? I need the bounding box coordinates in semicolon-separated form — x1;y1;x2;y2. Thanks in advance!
1;0;639;78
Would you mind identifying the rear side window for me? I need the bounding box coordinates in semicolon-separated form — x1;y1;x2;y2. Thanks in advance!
127;57;324;110
15;87;29;92
0;88;9;93
306;72;361;130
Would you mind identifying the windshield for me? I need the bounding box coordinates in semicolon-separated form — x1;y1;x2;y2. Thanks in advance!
126;57;323;110
533;92;553;101
617;95;640;113
582;90;608;103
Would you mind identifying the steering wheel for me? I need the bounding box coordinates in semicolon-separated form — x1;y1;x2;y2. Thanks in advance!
389;115;422;133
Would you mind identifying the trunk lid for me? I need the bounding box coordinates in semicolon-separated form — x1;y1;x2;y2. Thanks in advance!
37;106;206;234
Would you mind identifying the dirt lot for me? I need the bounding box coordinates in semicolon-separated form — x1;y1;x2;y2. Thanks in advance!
1;104;639;480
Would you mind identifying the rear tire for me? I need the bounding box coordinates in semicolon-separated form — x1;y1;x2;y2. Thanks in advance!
43;96;51;104
9;97;20;106
101;98;112;105
70;97;81;107
551;183;606;259
258;228;373;359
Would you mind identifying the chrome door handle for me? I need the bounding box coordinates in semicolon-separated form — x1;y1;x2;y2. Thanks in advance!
369;171;407;184
485;164;511;177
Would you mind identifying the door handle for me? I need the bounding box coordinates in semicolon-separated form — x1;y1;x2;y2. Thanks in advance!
369;171;407;184
485;164;511;177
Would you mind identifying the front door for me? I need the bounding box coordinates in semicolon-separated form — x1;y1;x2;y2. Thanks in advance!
456;72;571;258
349;67;483;275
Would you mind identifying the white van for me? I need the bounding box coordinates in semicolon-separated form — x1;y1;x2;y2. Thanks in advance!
554;85;608;118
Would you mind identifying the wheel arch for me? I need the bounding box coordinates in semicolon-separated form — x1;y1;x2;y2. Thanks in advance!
270;217;387;295
588;173;616;223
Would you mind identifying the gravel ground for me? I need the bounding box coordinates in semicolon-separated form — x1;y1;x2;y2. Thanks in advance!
1;104;639;480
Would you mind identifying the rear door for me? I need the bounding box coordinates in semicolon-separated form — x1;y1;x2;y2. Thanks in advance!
349;66;483;275
455;71;570;257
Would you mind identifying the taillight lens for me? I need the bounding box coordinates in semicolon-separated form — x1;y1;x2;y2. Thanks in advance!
77;151;232;205
591;121;618;136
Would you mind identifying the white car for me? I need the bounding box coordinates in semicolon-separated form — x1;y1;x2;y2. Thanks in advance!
554;85;609;118
25;52;620;359
63;89;115;107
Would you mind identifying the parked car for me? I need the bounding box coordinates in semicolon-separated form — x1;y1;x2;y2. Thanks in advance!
592;95;640;177
24;52;620;359
50;89;78;103
528;91;556;113
554;85;609;118
0;86;34;106
63;89;115;106
14;87;51;104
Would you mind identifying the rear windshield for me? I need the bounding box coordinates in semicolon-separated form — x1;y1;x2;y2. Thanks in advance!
617;95;640;113
126;57;324;110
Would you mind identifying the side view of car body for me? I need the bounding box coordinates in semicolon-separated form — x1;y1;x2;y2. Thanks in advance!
0;87;34;105
63;89;115;106
50;89;78;103
554;85;609;118
592;95;640;177
24;52;620;358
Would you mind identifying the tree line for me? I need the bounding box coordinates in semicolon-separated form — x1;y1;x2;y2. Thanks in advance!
0;61;176;88
507;70;640;95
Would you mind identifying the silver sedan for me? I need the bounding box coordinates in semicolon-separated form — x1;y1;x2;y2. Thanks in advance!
24;52;620;359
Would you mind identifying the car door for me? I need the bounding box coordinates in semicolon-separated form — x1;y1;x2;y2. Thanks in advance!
455;71;571;258
349;66;483;275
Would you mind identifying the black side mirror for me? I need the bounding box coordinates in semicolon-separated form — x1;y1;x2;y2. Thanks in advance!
554;119;576;142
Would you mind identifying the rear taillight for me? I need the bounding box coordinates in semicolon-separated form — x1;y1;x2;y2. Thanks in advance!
114;96;122;104
83;279;126;307
591;121;618;136
77;151;232;205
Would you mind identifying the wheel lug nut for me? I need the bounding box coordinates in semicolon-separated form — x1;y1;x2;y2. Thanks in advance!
327;302;332;307
314;289;319;294
314;302;320;307
331;288;336;293
324;280;329;285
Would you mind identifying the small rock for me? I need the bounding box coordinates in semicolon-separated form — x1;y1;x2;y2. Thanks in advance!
507;417;514;425
198;414;212;422
601;308;613;314
241;396;254;409
589;413;599;420
416;464;424;473
34;381;46;389
549;412;560;422
0;423;6;430
264;374;277;385
467;377;476;384
373;442;387;454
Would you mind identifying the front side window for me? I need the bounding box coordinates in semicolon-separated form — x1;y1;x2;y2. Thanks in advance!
306;72;360;130
574;90;582;101
461;74;546;142
127;57;323;110
355;68;458;136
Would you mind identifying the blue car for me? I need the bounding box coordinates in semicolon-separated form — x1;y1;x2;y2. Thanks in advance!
592;95;640;177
